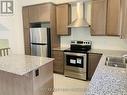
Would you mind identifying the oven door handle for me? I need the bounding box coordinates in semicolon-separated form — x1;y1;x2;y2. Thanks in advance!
64;52;87;56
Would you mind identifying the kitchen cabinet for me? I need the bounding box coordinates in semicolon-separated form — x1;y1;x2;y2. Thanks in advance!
29;4;50;23
88;53;102;80
52;50;64;74
91;0;120;36
23;28;31;55
56;4;71;35
106;0;121;36
23;28;30;47
121;0;127;39
22;7;31;55
22;7;29;28
50;4;60;48
91;0;107;36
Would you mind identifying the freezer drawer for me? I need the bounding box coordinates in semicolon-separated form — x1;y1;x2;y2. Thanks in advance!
31;44;47;57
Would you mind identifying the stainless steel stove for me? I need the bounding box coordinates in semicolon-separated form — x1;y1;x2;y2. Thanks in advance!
64;40;92;80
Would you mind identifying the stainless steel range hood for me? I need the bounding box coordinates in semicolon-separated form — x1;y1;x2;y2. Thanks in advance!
68;1;90;28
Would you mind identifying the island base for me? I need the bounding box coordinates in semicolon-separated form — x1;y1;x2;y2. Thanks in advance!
0;61;53;95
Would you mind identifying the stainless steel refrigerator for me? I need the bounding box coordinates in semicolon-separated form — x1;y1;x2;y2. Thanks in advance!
30;23;51;57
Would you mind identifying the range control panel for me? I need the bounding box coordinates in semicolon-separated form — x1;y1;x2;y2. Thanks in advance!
71;40;92;45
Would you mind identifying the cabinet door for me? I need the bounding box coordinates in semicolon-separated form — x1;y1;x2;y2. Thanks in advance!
52;50;64;74
121;0;127;39
38;4;50;22
22;7;29;28
106;0;121;36
29;4;51;23
56;4;71;35
88;53;102;80
23;28;31;55
24;28;30;46
91;0;107;36
29;5;40;23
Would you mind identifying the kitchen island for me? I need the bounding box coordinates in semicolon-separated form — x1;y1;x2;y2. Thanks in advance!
85;49;127;95
0;54;54;95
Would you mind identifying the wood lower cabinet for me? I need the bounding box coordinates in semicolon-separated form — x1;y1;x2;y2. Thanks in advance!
88;53;102;80
0;61;53;95
52;50;64;74
56;4;71;36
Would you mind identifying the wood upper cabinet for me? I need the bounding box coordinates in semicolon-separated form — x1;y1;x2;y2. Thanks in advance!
52;50;64;74
106;0;121;36
22;7;29;28
29;4;51;23
121;0;127;39
91;0;107;36
91;0;121;36
88;53;102;80
56;4;71;35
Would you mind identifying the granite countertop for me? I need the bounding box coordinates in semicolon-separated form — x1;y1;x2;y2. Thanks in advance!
0;55;54;76
86;49;127;95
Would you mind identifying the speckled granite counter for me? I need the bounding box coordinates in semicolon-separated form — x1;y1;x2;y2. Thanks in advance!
86;49;127;95
0;54;54;75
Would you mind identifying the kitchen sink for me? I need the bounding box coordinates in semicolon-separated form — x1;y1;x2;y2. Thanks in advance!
105;56;127;68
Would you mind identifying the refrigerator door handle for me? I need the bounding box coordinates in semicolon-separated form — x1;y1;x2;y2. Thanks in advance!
31;43;47;45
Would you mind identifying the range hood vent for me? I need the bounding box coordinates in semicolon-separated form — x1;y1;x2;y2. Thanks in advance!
68;2;90;28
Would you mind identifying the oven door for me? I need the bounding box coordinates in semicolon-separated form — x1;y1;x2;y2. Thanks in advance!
64;52;87;73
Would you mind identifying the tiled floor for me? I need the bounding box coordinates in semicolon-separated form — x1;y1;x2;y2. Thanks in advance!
53;74;90;95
